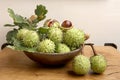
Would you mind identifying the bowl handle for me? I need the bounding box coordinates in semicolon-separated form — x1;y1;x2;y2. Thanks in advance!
1;43;13;50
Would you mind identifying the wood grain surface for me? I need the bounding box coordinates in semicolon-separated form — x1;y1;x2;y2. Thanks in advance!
0;46;120;80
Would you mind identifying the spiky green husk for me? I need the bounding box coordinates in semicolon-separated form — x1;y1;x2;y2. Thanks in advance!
90;54;107;74
44;19;60;28
72;55;91;75
37;39;55;53
63;28;85;48
56;43;70;53
22;30;39;47
50;21;60;28
17;28;29;40
48;27;63;43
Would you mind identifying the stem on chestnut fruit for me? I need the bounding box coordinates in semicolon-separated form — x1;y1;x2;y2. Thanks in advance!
80;44;85;55
85;43;97;56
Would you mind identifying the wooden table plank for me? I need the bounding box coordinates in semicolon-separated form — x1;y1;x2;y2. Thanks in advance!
0;46;120;80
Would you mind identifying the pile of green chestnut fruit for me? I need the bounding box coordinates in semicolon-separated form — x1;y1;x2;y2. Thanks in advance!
72;43;107;75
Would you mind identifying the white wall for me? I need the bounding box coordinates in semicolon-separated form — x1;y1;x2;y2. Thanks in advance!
0;0;120;49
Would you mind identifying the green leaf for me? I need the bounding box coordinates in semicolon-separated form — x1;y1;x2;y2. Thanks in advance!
8;8;30;28
14;15;28;24
38;27;49;34
6;29;18;44
12;38;37;52
7;5;48;30
8;8;15;18
35;5;48;21
4;24;16;27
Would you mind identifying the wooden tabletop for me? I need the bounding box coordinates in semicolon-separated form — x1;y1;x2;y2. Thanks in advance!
0;46;120;80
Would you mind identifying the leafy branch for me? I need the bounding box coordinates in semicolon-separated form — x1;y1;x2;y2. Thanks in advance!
4;4;48;45
4;4;48;30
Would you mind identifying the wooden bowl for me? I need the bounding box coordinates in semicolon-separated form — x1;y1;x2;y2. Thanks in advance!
24;47;82;65
1;43;82;66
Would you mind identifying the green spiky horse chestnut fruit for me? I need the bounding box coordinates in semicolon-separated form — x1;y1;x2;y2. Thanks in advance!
48;27;63;44
72;55;91;75
17;28;29;40
87;43;107;74
56;43;70;53
37;39;55;53
63;28;85;48
90;54;107;74
22;30;40;47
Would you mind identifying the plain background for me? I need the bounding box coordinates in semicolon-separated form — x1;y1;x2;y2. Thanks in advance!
0;0;120;50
